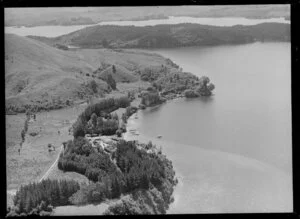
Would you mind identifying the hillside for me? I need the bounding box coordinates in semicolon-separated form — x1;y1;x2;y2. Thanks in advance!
5;5;289;27
29;22;290;49
5;34;180;113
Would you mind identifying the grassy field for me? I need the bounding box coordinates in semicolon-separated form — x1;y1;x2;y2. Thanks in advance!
6;82;145;192
6;104;87;191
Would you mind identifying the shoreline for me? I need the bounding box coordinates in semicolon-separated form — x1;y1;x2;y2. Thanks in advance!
123;105;293;213
7;96;290;214
123;108;183;214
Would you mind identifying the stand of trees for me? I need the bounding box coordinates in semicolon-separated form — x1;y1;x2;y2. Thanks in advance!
196;76;215;96
184;76;215;98
140;89;166;107
72;97;130;138
58;137;117;181
10;179;80;215
58;139;176;207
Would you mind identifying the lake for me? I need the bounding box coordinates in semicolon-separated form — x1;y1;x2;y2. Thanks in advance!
124;42;292;213
5;16;289;37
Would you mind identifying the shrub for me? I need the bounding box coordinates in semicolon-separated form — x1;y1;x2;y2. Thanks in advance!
122;113;127;123
141;91;163;107
116;129;122;137
139;104;146;110
29;132;38;137
184;89;199;98
90;80;98;93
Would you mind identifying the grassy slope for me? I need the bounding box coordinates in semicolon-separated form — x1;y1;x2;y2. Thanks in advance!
30;22;290;49
5;34;178;112
5;33;107;111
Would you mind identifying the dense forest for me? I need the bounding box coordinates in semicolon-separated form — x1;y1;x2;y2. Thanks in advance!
59;95;177;209
29;22;290;49
7;179;80;216
58;139;177;210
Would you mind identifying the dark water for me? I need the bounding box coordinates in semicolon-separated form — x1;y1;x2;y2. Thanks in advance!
138;42;292;173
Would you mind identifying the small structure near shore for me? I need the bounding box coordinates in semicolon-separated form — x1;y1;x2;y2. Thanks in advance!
85;135;119;154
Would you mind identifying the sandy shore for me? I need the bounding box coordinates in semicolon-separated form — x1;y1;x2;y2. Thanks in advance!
123;110;293;213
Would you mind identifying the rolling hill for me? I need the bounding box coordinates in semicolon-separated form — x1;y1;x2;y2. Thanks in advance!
29;22;290;49
5;5;289;27
5;34;180;113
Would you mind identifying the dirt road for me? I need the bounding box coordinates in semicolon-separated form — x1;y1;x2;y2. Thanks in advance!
39;145;63;182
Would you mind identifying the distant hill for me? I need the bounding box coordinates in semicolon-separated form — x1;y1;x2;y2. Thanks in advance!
5;5;289;27
29;23;290;49
5;34;179;113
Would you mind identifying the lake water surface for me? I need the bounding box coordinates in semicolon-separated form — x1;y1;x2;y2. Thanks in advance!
124;42;292;213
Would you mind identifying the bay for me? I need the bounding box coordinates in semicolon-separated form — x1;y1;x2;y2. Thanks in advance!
125;42;293;213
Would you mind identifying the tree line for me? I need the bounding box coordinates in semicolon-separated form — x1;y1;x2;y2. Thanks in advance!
72;96;130;138
9;179;80;215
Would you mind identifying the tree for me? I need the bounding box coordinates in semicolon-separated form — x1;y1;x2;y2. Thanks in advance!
207;83;215;91
90;80;98;93
90;113;98;129
21;129;26;142
196;76;215;96
112;113;119;121
73;119;86;138
122;113;127;123
116;129;122;137
107;74;116;90
24;120;29;132
199;76;210;88
96;117;104;134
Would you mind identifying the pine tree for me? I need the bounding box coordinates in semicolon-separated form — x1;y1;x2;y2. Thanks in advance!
24;194;33;213
90;113;98;130
107;74;116;90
